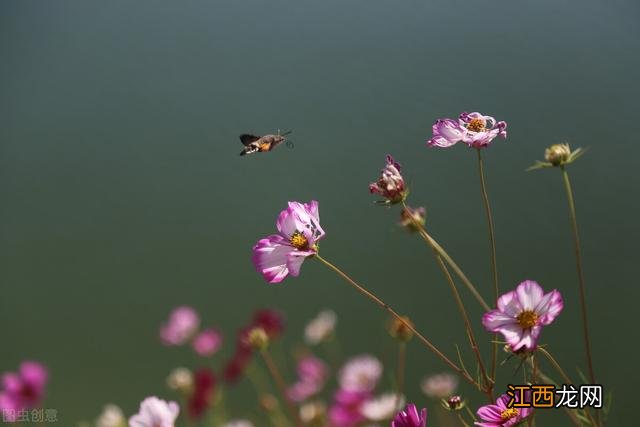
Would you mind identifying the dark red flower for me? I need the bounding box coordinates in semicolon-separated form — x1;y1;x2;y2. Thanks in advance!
251;309;285;338
188;368;215;420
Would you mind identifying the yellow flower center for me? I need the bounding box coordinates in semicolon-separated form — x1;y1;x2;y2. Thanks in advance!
500;408;520;420
517;310;539;328
466;118;486;132
290;232;309;250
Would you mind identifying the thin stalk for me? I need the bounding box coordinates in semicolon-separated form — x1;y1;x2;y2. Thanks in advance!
560;167;596;387
457;413;471;427
396;341;406;410
417;226;493;399
476;149;500;383
315;254;481;390
260;349;302;427
538;348;597;427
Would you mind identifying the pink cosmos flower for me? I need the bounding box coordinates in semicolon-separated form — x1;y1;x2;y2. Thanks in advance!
427;111;507;148
287;356;329;402
0;361;49;421
361;392;405;421
304;309;337;345
251;309;285;338
392;403;427;427
192;328;223;356
129;396;180;427
475;394;533;427
329;389;371;427
482;280;563;351
160;306;200;346
338;355;383;392
369;155;406;204
253;201;325;284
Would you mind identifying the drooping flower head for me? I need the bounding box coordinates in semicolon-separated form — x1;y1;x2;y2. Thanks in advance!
421;373;459;399
304;309;337;345
482;280;563;352
129;396;180;427
0;360;49;420
369;155;407;204
427;111;507;149
338;355;383;392
160;306;200;346
475;393;533;427
392;403;428;427
192;328;223;357
287;356;329;402
253;201;325;284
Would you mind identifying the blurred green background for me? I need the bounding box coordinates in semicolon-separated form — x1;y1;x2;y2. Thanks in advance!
1;0;638;425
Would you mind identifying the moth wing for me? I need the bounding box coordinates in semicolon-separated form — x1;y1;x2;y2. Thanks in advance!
240;134;261;146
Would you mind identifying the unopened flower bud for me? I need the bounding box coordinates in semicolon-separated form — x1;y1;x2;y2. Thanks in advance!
247;327;269;351
260;394;279;412
388;316;414;342
166;367;193;394
299;400;326;424
545;143;571;166
441;395;465;411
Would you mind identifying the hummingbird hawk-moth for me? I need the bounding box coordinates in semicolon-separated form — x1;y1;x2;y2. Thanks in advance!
239;130;292;156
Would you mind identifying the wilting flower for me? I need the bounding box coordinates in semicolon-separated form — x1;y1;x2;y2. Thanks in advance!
95;404;126;427
399;206;426;232
527;143;585;170
482;280;563;351
166;367;193;394
428;111;507;148
421;373;458;399
0;361;48;421
160;306;200;346
129;397;179;427
187;368;215;420
475;394;532;427
369;155;407;204
287;356;329;402
304;309;337;345
339;355;383;392
253;201;325;283
361;393;405;421
392;403;427;427
192;328;223;356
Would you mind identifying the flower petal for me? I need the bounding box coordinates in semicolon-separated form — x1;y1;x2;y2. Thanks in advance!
515;280;544;311
286;250;315;277
535;289;564;325
496;290;522;317
252;235;293;284
482;310;517;332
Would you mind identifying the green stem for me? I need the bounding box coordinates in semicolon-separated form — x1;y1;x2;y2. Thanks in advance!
560;167;596;388
315;254;480;389
260;349;302;427
476;149;500;383
396;341;406;410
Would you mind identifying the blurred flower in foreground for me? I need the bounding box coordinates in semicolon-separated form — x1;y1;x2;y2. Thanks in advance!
129;396;179;427
391;403;427;427
527;143;585;170
369;155;407;205
95;404;126;427
160;306;200;346
222;420;255;427
329;389;371;427
482;280;563;351
339;355;383;392
475;393;532;427
300;400;327;424
192;328;223;356
420;373;458;399
0;361;48;421
252;309;285;338
166;367;193;394
399;206;426;233
361;393;405;422
253;201;325;283
428;111;507;148
287;356;329;402
304;309;337;345
187;368;215;420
